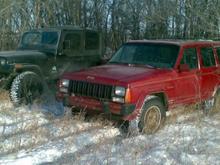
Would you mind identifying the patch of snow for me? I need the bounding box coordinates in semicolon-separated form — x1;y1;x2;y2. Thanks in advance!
1;99;220;165
1;127;120;165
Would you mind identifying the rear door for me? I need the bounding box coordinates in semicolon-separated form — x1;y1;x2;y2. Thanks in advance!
84;31;101;64
198;46;219;100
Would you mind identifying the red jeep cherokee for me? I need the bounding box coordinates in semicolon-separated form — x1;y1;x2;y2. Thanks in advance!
57;40;220;134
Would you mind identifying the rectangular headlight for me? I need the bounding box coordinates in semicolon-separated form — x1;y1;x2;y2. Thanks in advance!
61;79;69;88
0;59;6;65
115;86;126;96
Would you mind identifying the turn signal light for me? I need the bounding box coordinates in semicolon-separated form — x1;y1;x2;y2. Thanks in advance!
125;88;131;103
14;64;23;69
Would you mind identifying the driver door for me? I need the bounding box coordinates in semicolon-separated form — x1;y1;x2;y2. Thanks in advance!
56;31;83;77
174;47;200;105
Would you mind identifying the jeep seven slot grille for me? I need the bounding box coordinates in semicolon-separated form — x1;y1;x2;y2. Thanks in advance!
69;80;113;100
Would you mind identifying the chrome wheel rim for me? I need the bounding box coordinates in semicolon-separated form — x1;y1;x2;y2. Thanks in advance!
143;106;161;134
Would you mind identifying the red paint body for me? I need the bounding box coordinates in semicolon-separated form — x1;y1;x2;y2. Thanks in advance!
57;40;220;121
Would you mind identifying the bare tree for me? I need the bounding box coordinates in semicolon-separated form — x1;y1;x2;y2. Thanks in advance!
0;0;220;51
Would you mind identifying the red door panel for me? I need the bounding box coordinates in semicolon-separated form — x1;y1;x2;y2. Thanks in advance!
199;47;219;100
174;70;200;105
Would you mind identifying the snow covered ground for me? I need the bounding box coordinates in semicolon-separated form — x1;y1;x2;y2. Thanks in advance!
0;90;220;165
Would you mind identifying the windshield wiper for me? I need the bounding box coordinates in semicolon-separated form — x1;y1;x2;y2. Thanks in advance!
108;61;120;64
108;61;157;68
145;64;156;68
129;62;157;69
108;61;129;65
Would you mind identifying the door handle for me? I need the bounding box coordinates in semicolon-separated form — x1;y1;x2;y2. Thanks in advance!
196;71;201;76
165;85;174;90
215;70;220;74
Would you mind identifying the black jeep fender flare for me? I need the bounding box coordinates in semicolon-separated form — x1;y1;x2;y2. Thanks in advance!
4;64;44;90
14;64;44;77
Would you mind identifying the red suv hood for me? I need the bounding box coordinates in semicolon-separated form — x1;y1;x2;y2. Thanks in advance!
63;64;173;86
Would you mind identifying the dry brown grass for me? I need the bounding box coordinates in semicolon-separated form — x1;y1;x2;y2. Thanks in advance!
1;88;220;164
0;89;9;101
166;104;204;124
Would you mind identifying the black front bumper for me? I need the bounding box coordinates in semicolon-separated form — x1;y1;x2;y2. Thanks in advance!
59;95;136;118
0;76;7;88
0;73;16;89
0;65;15;89
102;102;136;116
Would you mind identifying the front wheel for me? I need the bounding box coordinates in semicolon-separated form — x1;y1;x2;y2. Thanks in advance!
138;98;166;134
10;71;44;105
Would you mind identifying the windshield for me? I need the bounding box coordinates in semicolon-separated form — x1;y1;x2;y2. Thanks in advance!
21;31;59;46
109;43;180;68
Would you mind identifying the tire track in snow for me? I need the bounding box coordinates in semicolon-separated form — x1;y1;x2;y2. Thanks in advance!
0;116;107;156
0;127;120;165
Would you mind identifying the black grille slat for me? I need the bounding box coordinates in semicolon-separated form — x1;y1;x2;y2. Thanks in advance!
94;84;98;97
81;82;84;95
84;82;89;95
98;85;103;98
91;84;95;97
73;81;76;92
77;82;80;94
70;80;112;100
105;86;110;98
79;82;83;94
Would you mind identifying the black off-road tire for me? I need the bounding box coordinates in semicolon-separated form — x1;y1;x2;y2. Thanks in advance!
10;71;44;105
138;98;166;134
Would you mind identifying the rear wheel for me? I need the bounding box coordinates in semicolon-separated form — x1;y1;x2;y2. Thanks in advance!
214;93;220;112
138;98;166;134
10;71;44;105
207;91;220;114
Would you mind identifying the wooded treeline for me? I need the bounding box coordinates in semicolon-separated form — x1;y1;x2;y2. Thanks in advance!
1;0;220;51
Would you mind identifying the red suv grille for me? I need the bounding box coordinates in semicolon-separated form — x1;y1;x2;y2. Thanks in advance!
69;80;113;100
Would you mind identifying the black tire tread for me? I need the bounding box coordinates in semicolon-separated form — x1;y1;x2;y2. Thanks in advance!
10;71;43;105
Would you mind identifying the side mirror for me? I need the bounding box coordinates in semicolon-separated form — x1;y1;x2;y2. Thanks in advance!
63;40;71;49
179;64;190;72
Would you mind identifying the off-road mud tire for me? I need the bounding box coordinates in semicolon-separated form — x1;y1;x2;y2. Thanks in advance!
138;98;166;134
10;71;44;105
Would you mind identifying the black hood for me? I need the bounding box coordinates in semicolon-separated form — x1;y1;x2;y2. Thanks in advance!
0;50;47;64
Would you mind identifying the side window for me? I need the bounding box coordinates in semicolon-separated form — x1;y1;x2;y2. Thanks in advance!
216;47;220;63
64;33;81;50
180;48;198;69
85;32;99;50
200;47;216;67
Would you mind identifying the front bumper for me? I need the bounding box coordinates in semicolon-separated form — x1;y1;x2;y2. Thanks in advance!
0;72;16;89
0;65;15;89
57;93;136;119
0;75;7;88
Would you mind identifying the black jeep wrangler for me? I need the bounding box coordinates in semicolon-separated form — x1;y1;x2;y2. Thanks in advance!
0;26;103;105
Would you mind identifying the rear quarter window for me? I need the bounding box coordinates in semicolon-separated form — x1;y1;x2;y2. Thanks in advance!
85;32;99;50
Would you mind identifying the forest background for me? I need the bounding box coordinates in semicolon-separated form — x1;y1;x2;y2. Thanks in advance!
0;0;220;52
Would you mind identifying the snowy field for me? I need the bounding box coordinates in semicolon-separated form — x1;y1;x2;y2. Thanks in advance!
0;90;220;165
